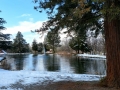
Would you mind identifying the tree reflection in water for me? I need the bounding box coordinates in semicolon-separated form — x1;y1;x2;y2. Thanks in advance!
6;54;106;75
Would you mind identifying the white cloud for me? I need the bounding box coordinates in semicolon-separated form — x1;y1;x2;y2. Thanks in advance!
3;21;44;34
24;33;44;45
3;20;46;44
16;14;31;18
2;20;68;44
20;14;31;17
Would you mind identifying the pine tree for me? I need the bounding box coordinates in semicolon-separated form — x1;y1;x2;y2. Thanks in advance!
33;0;120;87
13;31;29;53
46;29;61;53
32;39;38;54
103;0;120;87
69;36;91;54
38;43;43;53
0;11;6;30
33;0;102;35
0;11;11;50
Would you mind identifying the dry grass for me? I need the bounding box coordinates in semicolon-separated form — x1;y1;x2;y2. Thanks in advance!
57;51;74;55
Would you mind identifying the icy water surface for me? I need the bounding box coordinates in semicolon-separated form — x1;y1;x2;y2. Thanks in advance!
6;54;106;75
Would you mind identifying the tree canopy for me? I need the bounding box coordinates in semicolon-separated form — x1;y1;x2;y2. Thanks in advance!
34;0;103;36
33;0;120;87
32;39;38;53
0;11;11;50
69;36;91;54
12;31;29;53
0;11;10;40
46;29;61;53
0;10;6;30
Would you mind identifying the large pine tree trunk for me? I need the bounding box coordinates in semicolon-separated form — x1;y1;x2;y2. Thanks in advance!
105;0;120;87
105;18;120;87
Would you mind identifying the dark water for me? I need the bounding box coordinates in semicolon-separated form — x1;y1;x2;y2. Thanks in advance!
6;54;106;75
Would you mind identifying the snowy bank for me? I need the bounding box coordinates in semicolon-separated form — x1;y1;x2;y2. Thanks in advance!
77;54;106;59
0;69;105;89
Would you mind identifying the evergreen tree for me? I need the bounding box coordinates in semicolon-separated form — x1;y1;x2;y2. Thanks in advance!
13;31;29;53
32;39;38;53
34;0;120;87
46;29;61;53
43;36;51;52
0;11;6;30
37;42;43;52
0;11;11;50
103;0;120;87
33;0;103;35
69;36;91;54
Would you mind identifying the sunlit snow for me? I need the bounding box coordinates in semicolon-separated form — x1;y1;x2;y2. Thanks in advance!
0;69;104;89
0;53;106;89
77;54;106;59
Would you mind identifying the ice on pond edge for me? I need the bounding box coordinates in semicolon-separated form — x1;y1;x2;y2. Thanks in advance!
77;54;106;59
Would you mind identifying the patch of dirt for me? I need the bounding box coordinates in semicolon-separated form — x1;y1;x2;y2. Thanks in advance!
8;81;119;90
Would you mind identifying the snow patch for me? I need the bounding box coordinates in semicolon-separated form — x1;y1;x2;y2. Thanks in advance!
77;54;106;59
0;69;105;89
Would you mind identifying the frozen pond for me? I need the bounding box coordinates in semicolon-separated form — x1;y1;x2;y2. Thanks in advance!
6;54;106;75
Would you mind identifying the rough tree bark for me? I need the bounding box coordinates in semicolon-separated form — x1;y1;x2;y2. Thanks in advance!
105;19;120;87
105;12;120;87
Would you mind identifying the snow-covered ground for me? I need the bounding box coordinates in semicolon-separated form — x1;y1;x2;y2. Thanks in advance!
0;69;105;90
0;53;106;89
77;54;106;59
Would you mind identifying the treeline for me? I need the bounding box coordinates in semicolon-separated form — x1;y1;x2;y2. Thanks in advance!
57;30;105;55
0;10;105;54
0;30;105;54
0;31;30;53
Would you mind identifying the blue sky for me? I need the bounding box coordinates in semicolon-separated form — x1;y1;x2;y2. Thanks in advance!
0;0;48;44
